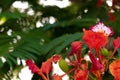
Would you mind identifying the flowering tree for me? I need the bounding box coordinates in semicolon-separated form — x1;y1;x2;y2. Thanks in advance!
0;0;120;79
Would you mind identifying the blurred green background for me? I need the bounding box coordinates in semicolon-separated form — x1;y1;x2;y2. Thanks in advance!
0;0;120;79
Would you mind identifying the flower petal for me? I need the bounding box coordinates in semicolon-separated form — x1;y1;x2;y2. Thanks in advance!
74;70;88;80
41;58;52;75
83;30;108;50
109;60;120;80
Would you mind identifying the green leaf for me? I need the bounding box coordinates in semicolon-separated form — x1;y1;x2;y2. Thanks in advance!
0;59;3;68
0;12;26;19
43;18;97;30
55;33;83;53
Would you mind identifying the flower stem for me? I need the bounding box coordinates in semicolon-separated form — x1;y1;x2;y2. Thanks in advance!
37;70;48;80
89;74;96;80
78;50;82;63
110;47;117;58
61;68;75;77
74;53;78;62
96;49;102;63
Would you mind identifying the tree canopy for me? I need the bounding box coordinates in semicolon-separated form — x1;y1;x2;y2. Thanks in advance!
0;0;120;79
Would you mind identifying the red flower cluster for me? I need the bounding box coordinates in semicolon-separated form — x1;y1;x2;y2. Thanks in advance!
26;55;61;80
26;22;120;80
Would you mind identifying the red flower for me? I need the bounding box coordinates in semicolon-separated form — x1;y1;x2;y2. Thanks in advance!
70;41;83;55
41;58;52;75
74;70;88;80
26;59;40;73
109;60;120;80
83;30;108;50
113;37;120;49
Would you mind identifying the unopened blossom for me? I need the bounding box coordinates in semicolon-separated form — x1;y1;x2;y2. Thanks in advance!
89;53;104;71
110;37;120;58
113;37;120;49
52;55;61;64
26;59;48;80
89;53;104;80
26;59;40;73
74;70;88;80
109;60;120;80
83;30;108;50
70;41;83;55
90;22;113;36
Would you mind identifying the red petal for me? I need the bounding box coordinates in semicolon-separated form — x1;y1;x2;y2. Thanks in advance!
74;70;88;80
109;60;120;80
83;30;108;50
41;58;52;75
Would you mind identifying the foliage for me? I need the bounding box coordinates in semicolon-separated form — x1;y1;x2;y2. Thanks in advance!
0;0;120;79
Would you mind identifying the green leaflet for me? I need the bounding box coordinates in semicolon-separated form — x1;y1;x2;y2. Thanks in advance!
0;59;3;68
41;33;83;58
